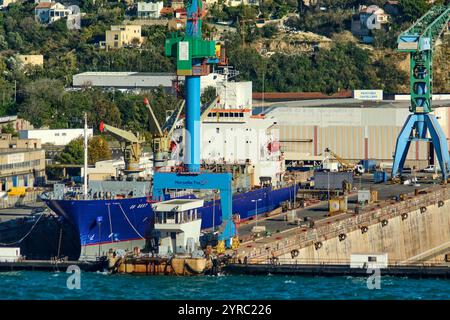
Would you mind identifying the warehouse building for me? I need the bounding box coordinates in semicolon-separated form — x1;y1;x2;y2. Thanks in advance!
0;134;45;191
71;71;226;93
19;128;93;146
262;98;450;169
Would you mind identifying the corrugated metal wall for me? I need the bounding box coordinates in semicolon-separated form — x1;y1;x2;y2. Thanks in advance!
277;124;428;161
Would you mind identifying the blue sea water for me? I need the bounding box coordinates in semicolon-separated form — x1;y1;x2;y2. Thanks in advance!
0;271;449;300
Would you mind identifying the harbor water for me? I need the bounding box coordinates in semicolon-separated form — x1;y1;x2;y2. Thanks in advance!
0;272;449;300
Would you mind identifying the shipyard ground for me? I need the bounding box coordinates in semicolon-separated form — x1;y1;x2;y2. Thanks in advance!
235;173;433;242
0;203;47;223
227;173;450;267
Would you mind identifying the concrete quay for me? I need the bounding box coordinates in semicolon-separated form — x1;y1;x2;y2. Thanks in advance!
231;184;450;265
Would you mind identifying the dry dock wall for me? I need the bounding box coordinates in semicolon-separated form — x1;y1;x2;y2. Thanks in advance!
246;187;450;265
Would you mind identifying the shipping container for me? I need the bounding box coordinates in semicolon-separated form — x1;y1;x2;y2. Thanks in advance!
361;159;377;172
373;171;388;183
0;247;21;262
313;172;353;190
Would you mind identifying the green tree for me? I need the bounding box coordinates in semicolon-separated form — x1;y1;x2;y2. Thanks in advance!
400;0;429;22
88;136;112;164
1;123;17;137
201;86;217;105
56;137;85;164
88;96;122;133
56;136;112;165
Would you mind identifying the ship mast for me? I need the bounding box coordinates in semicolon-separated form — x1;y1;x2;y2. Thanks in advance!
83;112;88;199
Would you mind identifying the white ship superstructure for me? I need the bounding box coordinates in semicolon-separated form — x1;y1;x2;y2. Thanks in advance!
171;75;285;186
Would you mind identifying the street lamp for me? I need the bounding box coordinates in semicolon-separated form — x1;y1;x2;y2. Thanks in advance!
251;198;263;228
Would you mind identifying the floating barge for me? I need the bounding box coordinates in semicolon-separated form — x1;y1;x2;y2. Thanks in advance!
0;259;107;272
224;263;450;279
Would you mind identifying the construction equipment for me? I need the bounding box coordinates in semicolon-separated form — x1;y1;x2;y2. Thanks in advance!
99;122;145;176
392;5;450;182
144;97;185;172
328;196;348;216
153;0;238;250
324;148;364;175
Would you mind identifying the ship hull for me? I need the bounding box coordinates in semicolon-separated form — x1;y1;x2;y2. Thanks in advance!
43;185;296;260
0;214;81;260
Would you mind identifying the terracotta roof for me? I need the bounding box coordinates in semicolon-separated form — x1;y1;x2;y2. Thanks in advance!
35;2;54;9
360;5;382;14
160;7;174;14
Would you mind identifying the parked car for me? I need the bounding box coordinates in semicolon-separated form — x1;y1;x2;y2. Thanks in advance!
423;165;441;173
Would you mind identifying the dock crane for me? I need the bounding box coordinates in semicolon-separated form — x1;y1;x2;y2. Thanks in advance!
144;97;185;172
99;122;145;176
153;0;238;252
392;5;450;182
144;94;220;171
323;148;364;175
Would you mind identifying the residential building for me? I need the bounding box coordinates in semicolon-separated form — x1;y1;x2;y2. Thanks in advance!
0;0;17;9
16;55;44;68
0;116;34;132
0;134;41;149
351;5;389;43
105;25;143;49
171;0;184;10
302;0;318;6
174;8;186;19
19;128;93;146
226;0;259;7
0;134;45;191
160;6;174;18
137;1;164;19
35;2;70;24
168;18;185;30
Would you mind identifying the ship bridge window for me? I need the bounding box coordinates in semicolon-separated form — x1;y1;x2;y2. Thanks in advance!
216;128;219;133
240;113;244;117
219;113;224;117
224;113;229;117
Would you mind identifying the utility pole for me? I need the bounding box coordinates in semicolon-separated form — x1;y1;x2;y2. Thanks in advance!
83;112;88;199
252;198;262;228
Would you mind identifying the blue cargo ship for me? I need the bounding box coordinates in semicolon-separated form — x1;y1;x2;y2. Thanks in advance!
41;183;296;259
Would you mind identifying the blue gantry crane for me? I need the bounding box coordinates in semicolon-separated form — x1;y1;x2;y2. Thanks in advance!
392;5;450;181
152;0;237;251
